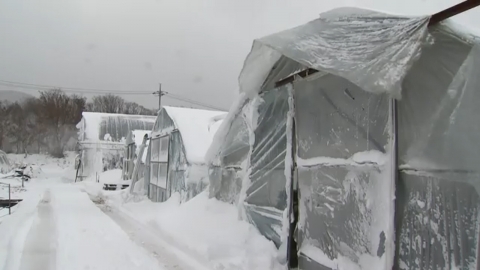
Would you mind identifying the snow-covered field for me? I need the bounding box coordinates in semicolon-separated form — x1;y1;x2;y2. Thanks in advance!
0;152;283;270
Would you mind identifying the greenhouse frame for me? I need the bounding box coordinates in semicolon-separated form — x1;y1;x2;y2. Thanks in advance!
206;7;480;270
145;106;225;203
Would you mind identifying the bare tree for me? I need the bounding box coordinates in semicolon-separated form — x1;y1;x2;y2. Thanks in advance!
36;89;85;157
86;95;155;115
90;94;125;113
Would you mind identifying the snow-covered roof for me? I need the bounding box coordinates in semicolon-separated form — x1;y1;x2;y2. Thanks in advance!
77;112;156;142
161;106;226;164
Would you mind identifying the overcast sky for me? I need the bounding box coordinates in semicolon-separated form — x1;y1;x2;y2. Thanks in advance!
0;0;479;111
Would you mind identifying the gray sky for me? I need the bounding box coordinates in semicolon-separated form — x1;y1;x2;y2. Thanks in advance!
1;0;479;111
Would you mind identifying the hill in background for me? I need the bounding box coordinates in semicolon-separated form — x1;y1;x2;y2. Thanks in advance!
0;90;35;104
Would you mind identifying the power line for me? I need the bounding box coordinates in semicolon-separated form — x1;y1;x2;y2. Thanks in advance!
0;78;227;111
0;79;152;94
164;92;227;111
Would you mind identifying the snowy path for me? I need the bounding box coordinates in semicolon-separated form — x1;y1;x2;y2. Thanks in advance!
2;183;169;270
19;190;56;270
100;206;210;270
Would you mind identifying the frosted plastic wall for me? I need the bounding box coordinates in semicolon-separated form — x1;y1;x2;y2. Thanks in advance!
153;110;175;132
147;111;209;203
99;116;154;142
395;27;480;270
244;86;291;248
209;109;250;203
294;75;393;270
166;131;188;200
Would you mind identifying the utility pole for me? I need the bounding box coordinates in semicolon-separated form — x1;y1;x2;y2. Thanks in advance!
152;83;166;110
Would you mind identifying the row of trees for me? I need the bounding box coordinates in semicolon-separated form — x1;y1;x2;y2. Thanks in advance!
0;90;155;157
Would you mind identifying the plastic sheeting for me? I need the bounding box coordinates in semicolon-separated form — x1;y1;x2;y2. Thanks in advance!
238;7;430;98
396;28;480;269
147;110;210;203
208;108;250;204
205;7;480;270
295;75;393;270
244;86;292;248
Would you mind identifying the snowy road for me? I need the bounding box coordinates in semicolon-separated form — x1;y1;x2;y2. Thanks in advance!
1;182;169;270
19;190;56;270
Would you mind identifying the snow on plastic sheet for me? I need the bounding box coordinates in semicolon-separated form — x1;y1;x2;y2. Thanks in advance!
162;106;226;164
281;85;294;252
239;7;429;98
294;74;394;270
395;171;480;270
396;32;480;268
243;86;290;248
294;74;389;161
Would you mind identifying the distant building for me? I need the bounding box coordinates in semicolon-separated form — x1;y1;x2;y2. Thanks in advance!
76;112;156;181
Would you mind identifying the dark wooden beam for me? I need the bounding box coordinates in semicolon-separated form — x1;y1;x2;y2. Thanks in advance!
274;0;480;88
429;0;480;26
275;68;319;88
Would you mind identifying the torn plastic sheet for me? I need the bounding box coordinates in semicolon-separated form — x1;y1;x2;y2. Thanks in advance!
294;74;393;270
207;100;250;204
238;7;430;98
244;85;292;248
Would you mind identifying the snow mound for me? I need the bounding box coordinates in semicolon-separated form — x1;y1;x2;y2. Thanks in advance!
104;190;283;270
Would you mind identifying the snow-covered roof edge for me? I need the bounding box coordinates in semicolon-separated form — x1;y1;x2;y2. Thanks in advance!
161;106;227;164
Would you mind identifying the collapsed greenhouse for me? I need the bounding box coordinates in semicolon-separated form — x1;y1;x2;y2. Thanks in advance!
76;112;156;181
206;7;480;270
144;106;225;203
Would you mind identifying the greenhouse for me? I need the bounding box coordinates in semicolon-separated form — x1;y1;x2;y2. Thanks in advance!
145;106;225;203
206;7;480;270
76;112;156;181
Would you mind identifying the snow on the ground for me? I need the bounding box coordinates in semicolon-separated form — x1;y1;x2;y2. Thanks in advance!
82;178;284;270
52;185;166;270
2;153;284;270
0;152;77;218
0;153;167;270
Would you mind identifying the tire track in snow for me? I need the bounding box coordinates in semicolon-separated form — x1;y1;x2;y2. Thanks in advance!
19;189;56;270
98;204;211;270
